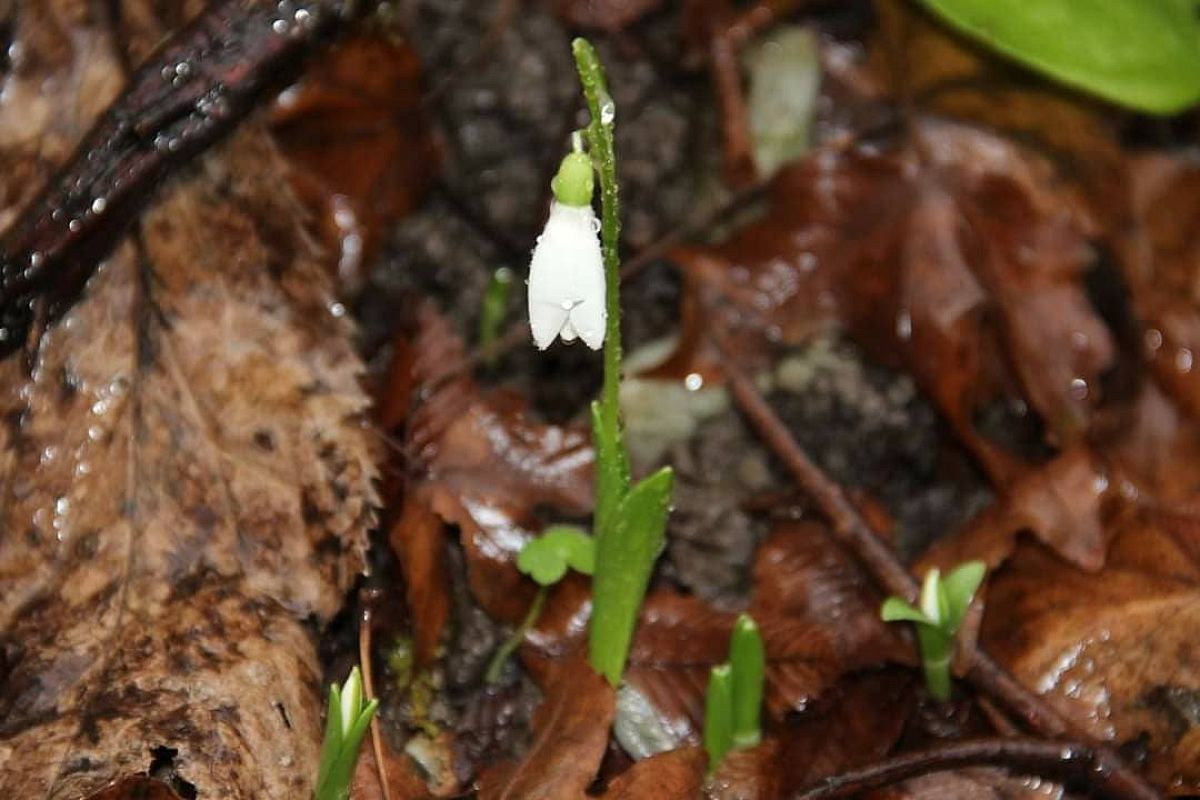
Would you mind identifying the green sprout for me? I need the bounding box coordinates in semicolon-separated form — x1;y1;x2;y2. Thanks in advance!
704;614;766;772
730;614;765;749
704;664;734;772
314;666;379;800
478;266;514;362
485;526;595;684
880;561;986;702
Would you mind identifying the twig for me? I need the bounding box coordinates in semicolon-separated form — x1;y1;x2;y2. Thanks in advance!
359;607;394;800
791;738;1153;800
711;332;1161;800
0;0;365;357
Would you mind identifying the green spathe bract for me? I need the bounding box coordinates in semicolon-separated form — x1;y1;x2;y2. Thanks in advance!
551;150;596;207
568;37;676;687
880;561;986;701
314;667;379;800
916;0;1200;114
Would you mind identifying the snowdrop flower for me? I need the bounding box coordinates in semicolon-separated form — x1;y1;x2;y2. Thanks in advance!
528;149;606;350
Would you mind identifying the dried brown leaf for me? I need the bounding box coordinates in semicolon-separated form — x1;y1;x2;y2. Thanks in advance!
602;746;706;799
921;446;1112;573
624;522;910;741
478;656;616;800
388;495;451;666
0;3;375;797
405;307;593;625
775;671;914;793
864;768;1065;800
272;34;439;294
982;513;1200;792
706;740;780;800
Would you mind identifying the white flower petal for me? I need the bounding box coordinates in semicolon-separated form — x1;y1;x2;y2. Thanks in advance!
528;202;606;350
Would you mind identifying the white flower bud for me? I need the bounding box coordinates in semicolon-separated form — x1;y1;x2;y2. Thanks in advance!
528;200;606;350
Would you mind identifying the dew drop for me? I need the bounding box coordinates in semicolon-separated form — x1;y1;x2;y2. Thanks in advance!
684;373;703;391
91;197;107;214
599;99;616;125
1177;347;1194;373
590;217;601;234
1144;328;1163;352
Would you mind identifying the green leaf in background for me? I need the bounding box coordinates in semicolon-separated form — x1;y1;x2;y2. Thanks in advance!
589;466;674;685
517;525;596;586
915;0;1200;114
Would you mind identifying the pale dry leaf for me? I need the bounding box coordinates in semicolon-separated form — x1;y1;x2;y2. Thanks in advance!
0;2;376;797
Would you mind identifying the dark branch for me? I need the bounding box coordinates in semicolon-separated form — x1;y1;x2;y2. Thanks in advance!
791;738;1154;800
0;0;365;357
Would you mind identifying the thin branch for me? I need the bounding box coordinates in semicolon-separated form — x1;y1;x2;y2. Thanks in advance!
791;738;1153;800
0;0;364;357
711;331;1161;800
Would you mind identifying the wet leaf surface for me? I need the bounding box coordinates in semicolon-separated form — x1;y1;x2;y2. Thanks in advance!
272;33;439;296
0;2;374;797
982;514;1200;792
477;656;615;800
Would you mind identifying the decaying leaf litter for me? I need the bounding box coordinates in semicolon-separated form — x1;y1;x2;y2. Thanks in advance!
0;0;1198;798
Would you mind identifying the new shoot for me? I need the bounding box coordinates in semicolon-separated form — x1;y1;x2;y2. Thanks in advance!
880;561;986;702
314;666;379;800
704;613;765;772
485;525;595;683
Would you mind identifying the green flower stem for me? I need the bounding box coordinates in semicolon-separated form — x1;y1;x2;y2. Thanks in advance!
917;625;953;702
484;585;548;685
705;664;734;773
572;38;623;437
730;614;764;749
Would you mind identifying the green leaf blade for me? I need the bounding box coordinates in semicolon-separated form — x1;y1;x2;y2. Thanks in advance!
589;466;674;685
880;597;929;624
730;614;764;750
916;0;1200;114
705;664;734;773
943;560;986;631
517;525;595;586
